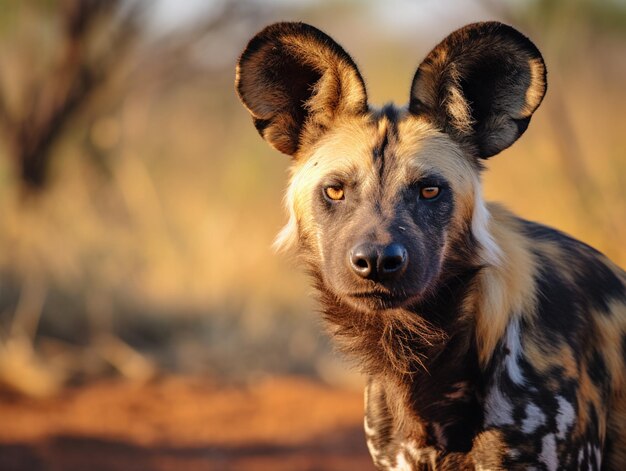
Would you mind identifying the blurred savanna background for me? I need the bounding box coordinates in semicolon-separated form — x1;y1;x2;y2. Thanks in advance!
0;0;624;469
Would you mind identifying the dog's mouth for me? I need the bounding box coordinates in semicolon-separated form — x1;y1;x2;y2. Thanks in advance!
346;290;420;310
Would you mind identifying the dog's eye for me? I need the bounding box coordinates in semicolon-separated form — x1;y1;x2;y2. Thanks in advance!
419;186;441;200
324;185;344;201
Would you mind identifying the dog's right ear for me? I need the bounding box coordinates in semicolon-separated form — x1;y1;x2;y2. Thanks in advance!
409;22;546;159
236;22;367;157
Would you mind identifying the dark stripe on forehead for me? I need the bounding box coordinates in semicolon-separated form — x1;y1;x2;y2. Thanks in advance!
379;103;400;138
372;103;400;178
374;131;388;162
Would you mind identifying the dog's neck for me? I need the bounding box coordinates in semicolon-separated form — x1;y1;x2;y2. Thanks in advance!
373;324;483;453
316;266;484;451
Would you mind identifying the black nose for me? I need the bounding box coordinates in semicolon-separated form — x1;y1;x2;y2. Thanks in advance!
349;243;408;281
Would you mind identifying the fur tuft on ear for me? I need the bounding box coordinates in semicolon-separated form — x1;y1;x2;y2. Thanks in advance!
409;22;547;158
235;22;367;156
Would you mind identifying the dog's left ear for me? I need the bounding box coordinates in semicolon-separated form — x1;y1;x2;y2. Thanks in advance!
409;22;547;158
236;22;367;157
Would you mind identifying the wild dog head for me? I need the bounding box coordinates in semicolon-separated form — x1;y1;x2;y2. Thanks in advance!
236;22;546;317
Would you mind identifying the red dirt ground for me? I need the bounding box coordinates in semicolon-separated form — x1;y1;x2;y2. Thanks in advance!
0;376;376;470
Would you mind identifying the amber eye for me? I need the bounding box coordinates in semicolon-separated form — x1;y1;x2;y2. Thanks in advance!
324;185;345;201
420;186;441;200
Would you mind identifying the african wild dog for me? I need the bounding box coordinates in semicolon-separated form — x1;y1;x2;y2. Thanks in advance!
235;21;626;470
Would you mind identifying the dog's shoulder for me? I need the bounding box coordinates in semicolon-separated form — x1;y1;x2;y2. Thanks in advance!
479;213;626;468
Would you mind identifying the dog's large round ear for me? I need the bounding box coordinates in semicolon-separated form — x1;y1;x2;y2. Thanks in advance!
409;22;547;159
235;22;367;157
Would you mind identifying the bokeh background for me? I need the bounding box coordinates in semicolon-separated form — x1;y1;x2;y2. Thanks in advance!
0;0;624;469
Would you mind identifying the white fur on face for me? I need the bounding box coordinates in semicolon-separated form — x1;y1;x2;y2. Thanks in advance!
471;177;503;267
273;116;376;254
